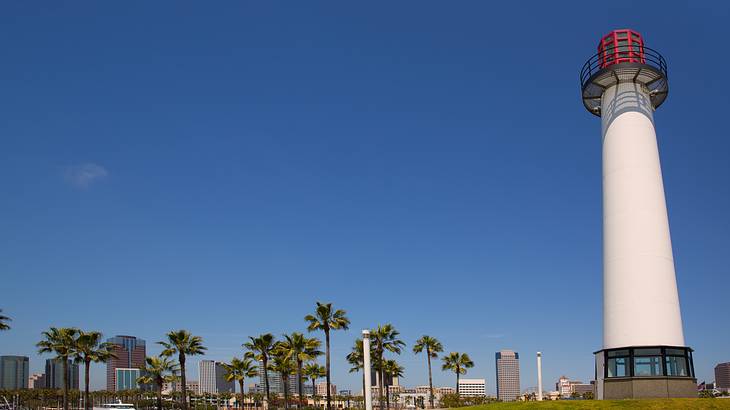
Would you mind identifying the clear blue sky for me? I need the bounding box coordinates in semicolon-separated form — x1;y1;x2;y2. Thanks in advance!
1;1;728;395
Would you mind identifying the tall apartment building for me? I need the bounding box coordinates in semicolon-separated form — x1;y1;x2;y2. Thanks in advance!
495;350;520;402
457;378;486;397
29;373;46;389
45;359;79;389
0;356;29;389
199;360;235;394
716;362;730;390
257;363;297;395
106;335;146;391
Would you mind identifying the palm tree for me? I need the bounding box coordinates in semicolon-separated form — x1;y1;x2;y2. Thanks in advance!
412;336;442;408
221;357;258;408
0;309;11;331
137;355;179;410
346;339;365;401
270;347;296;409
369;324;404;410
302;363;325;406
382;360;404;410
73;331;116;410
278;333;322;408
243;333;276;402
159;330;207;410
440;352;474;396
304;302;350;410
37;327;79;410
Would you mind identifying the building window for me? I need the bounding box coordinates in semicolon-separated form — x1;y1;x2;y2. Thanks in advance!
603;346;693;379
607;350;629;377
665;355;689;377
634;356;662;376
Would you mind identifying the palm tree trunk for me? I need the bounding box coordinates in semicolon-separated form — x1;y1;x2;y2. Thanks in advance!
378;361;385;410
426;349;433;409
296;360;303;409
157;385;163;410
85;359;91;410
385;380;390;410
263;358;270;403
63;358;69;410
361;373;365;407
282;372;289;410
311;378;316;407
180;353;188;410
239;380;245;409
325;329;331;410
455;370;460;396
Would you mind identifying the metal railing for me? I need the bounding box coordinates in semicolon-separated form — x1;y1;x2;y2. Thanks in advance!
580;44;668;90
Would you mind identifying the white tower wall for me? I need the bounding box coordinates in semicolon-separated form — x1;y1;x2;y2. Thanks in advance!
601;81;685;349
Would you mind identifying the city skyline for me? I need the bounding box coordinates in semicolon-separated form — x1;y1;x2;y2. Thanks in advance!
2;0;729;399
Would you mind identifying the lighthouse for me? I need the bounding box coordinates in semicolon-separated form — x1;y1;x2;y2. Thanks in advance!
580;30;696;399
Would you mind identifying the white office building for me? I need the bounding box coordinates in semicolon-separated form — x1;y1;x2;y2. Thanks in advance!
199;360;235;394
458;378;486;397
496;350;520;402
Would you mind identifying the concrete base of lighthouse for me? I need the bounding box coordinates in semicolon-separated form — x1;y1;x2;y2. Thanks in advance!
594;347;696;400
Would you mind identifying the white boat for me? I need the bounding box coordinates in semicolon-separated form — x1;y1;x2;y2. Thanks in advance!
94;401;136;410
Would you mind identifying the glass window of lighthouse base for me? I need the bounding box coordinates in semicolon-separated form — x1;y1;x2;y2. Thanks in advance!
602;347;694;379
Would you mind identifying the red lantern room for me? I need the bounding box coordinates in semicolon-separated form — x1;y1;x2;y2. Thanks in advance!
581;28;668;116
598;29;645;68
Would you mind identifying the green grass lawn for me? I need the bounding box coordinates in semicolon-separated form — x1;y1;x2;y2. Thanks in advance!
460;398;730;409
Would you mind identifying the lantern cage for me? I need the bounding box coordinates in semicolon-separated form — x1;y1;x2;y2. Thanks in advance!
580;30;668;116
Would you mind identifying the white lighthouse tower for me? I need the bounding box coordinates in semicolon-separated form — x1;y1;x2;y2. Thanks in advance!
580;30;696;399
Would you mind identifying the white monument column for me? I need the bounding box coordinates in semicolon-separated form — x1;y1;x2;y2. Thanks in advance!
536;352;543;401
363;330;373;410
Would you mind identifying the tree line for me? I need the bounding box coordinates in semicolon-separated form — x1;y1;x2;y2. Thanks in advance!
1;305;477;410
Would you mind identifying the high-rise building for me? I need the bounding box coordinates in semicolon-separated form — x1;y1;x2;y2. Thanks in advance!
0;356;29;390
29;373;46;389
199;360;235;394
457;379;486;397
106;335;146;392
115;368;141;391
496;350;520;402
257;363;297;395
45;359;79;389
716;362;730;390
316;382;337;396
